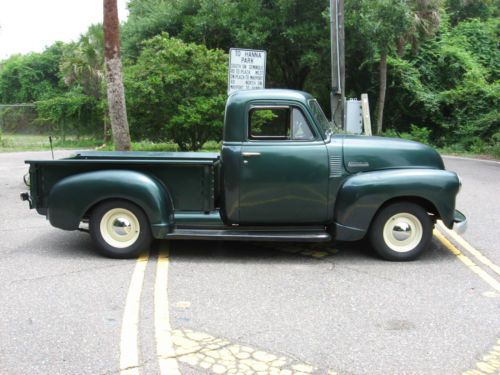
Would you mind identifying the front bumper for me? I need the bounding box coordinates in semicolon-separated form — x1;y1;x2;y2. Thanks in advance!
453;210;467;234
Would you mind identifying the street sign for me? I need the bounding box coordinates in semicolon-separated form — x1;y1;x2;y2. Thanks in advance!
228;48;266;94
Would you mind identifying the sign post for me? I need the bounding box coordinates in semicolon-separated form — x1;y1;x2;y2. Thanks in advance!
228;48;266;94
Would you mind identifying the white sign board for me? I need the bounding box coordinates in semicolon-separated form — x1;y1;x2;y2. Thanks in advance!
228;48;266;94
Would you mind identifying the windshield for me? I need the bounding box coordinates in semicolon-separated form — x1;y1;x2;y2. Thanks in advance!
308;99;335;136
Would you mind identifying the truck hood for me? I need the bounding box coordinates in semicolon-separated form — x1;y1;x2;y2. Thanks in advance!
341;135;444;173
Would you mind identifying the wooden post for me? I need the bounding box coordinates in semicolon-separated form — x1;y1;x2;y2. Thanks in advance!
361;93;372;136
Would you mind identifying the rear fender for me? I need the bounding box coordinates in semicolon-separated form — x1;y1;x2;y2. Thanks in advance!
334;169;460;240
48;170;174;238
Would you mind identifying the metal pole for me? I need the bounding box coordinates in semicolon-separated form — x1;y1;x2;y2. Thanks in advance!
330;0;345;129
335;0;342;94
339;0;345;130
329;0;337;125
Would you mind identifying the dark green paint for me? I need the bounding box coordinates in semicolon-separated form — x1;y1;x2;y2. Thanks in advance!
24;89;464;242
47;170;174;237
239;141;329;224
334;169;460;234
342;136;444;172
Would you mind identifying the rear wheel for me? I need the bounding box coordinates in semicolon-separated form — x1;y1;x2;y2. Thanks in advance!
90;200;152;258
369;202;432;261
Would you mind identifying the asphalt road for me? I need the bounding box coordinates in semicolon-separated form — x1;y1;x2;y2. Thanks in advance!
443;156;500;265
0;151;498;375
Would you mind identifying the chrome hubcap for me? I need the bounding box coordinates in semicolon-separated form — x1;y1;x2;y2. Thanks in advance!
392;221;412;241
112;217;132;236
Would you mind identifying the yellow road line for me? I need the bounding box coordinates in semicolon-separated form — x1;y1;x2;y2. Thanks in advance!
120;253;149;375
434;230;500;292
155;242;181;375
437;222;500;277
462;338;500;375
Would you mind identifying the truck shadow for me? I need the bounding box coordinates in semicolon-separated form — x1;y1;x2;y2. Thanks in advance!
166;237;452;264
24;230;453;264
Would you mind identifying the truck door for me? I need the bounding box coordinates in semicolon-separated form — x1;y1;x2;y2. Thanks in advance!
238;104;329;225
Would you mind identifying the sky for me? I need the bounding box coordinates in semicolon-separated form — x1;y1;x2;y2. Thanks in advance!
0;0;129;59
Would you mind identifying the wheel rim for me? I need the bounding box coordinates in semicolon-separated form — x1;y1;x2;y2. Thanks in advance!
100;208;140;248
382;212;423;253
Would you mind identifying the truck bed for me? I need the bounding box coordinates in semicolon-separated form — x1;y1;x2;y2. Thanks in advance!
26;151;221;214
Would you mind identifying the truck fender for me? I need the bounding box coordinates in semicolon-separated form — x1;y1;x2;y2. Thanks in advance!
334;169;460;241
47;170;174;238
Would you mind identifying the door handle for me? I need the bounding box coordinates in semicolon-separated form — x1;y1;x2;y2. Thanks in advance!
242;152;261;157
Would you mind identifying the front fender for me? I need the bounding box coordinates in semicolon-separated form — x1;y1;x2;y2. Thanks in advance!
48;170;174;238
334;169;460;239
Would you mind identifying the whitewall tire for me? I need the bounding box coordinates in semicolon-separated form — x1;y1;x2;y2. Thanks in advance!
90;200;152;258
369;202;432;261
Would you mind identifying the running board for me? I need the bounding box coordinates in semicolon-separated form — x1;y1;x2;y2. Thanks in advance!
165;228;331;242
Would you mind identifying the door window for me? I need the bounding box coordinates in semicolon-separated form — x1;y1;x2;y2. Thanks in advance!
249;107;315;141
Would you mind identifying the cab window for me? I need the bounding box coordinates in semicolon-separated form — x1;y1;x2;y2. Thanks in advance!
249;107;315;141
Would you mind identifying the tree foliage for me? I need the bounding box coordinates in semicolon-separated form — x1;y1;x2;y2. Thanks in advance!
125;34;227;150
60;24;105;101
0;42;65;103
0;0;498;155
383;17;499;150
59;24;107;138
123;0;330;90
36;93;102;139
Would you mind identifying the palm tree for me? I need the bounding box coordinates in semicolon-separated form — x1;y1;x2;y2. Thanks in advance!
397;0;441;56
61;25;110;141
61;25;105;100
103;0;131;151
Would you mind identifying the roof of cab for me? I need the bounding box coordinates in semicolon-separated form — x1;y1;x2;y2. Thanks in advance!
227;89;314;104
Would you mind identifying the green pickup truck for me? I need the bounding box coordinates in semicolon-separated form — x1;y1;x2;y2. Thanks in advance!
22;89;466;261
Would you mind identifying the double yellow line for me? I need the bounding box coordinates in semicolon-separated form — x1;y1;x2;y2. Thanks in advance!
117;229;498;375
435;228;500;375
434;222;500;293
119;243;180;375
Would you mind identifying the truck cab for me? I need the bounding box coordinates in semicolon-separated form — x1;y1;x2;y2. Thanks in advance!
221;90;332;225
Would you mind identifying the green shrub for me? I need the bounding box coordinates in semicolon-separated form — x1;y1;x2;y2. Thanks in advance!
382;125;432;145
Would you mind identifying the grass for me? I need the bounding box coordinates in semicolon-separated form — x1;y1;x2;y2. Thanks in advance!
0;133;103;152
0;133;221;153
437;147;500;161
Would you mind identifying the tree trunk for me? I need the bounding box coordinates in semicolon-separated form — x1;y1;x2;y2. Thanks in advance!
376;49;388;134
103;0;131;151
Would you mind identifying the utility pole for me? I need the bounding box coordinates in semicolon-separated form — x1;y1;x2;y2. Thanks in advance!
330;0;345;130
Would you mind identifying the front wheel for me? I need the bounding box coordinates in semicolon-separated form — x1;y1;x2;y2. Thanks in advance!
90;200;152;258
369;202;433;261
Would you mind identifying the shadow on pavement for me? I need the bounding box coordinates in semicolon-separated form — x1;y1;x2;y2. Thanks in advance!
166;236;453;264
22;228;454;264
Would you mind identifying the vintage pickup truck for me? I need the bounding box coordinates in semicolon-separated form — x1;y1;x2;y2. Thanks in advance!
22;89;466;261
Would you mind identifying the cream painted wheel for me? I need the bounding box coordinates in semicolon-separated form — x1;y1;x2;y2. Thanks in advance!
90;200;152;259
369;202;432;261
100;208;140;248
382;213;423;253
